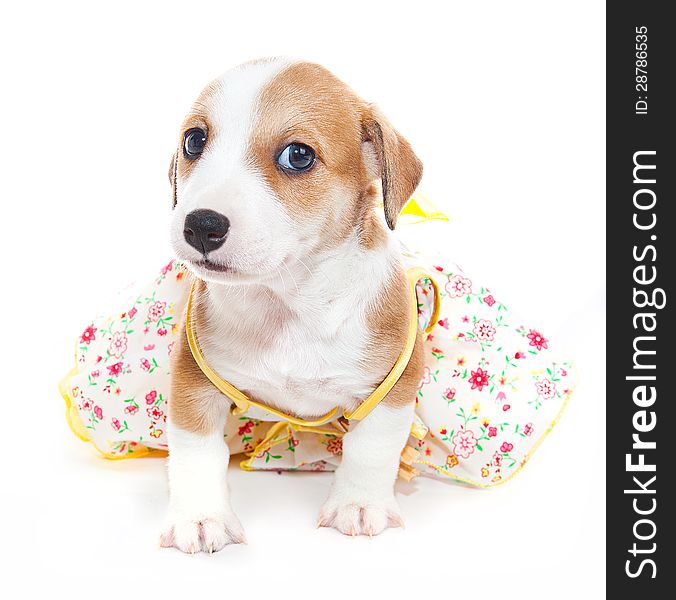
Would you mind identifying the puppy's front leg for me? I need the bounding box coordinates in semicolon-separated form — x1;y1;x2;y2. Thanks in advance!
318;400;415;536
160;329;245;553
319;332;422;537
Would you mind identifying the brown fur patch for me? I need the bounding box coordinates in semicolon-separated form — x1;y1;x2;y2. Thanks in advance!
169;280;228;435
361;105;424;230
170;80;220;189
365;266;423;408
250;62;390;251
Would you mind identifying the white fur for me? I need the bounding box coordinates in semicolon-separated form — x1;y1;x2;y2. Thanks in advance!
162;415;246;553
200;229;400;419
319;402;414;535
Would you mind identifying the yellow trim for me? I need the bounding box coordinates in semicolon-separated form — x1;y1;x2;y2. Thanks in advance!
422;272;441;335
343;268;427;421
186;267;438;426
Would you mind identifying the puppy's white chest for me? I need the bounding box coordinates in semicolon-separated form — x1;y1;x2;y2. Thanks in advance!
203;300;373;418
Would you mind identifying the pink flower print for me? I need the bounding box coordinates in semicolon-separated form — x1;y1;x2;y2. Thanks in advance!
326;438;343;455
147;301;167;323
81;398;93;411
107;362;123;377
524;423;534;436
93;405;103;420
500;442;514;453
438;317;450;329
561;368;568;377
111;418;121;431
502;404;511;412
434;265;444;272
124;405;138;415
161;260;175;276
147;406;163;421
157;328;167;337
461;315;470;323
445;275;472;298
527;329;548;351
443;388;456;400
109;331;128;359
473;319;496;341
535;378;557;399
493;451;503;466
80;325;97;345
140;358;151;372
128;306;138;319
90;370;100;378
484;295;495;307
143;344;155;351
488;426;497;437
515;351;525;359
145;390;158;405
468;367;490;391
452;429;478;459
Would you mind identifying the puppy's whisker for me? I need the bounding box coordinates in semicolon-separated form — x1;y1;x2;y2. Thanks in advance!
282;263;300;296
275;266;287;297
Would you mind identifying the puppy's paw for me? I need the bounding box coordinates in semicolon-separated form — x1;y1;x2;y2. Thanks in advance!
160;513;246;553
317;495;404;537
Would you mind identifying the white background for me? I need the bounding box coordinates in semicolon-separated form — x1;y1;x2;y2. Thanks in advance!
1;1;605;597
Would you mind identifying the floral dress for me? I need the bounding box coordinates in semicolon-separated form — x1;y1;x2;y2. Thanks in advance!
60;196;575;487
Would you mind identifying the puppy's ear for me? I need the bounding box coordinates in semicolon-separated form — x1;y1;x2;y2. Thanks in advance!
169;151;178;208
361;104;423;230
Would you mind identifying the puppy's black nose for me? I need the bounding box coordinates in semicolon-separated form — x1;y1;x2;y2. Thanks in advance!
183;209;230;254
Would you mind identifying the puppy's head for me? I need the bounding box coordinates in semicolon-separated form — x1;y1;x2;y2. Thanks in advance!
169;58;422;284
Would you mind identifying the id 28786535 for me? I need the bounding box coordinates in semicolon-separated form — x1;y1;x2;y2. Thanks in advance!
635;26;648;115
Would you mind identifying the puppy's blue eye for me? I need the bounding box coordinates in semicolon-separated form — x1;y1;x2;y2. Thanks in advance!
277;143;315;172
184;128;207;159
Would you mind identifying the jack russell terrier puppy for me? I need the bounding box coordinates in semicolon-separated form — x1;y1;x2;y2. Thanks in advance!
162;57;424;553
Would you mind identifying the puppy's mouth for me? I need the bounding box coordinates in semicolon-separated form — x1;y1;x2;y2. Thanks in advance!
194;258;237;273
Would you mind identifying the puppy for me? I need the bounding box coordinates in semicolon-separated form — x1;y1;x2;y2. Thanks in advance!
162;58;424;553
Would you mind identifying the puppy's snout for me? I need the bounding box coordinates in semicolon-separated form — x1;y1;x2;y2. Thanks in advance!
183;209;230;254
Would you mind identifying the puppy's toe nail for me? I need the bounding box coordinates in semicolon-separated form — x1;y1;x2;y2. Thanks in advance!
317;510;334;529
388;512;405;529
159;530;174;548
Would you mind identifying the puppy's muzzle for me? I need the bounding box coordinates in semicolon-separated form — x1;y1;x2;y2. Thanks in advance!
183;209;230;254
